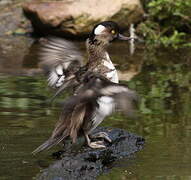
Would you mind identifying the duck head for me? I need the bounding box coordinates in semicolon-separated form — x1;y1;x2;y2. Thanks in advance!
89;21;131;44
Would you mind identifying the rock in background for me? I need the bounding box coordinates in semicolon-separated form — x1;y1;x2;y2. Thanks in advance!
0;0;32;36
0;0;36;75
23;0;144;37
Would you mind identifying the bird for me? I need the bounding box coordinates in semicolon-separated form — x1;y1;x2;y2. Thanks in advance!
32;21;138;154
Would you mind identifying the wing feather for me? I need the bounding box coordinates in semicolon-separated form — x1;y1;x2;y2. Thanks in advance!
32;73;139;154
38;37;84;88
72;73;139;117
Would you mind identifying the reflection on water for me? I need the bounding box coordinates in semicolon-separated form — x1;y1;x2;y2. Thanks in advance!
0;37;191;179
0;75;57;179
99;47;191;180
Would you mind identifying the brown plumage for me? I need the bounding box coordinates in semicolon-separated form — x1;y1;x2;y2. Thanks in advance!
32;73;138;154
32;21;137;154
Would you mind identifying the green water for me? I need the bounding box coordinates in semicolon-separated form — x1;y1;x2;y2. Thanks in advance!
0;38;191;180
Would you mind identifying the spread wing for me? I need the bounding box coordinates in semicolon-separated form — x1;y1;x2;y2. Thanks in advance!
51;73;139;144
32;73;138;154
70;73;139;117
38;36;84;89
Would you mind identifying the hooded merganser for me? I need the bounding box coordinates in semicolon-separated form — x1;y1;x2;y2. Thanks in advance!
32;21;138;154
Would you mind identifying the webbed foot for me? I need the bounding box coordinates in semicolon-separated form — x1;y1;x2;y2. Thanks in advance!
88;141;106;149
85;133;106;149
90;132;112;143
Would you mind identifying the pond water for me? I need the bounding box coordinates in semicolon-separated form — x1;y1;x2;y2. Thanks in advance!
0;36;191;180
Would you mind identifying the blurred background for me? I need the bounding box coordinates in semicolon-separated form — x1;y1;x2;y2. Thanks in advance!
0;0;191;179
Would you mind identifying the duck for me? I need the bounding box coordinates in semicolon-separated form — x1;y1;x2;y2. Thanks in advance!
32;21;138;154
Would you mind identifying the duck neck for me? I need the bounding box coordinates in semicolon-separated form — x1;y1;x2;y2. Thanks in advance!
86;38;110;64
85;38;118;82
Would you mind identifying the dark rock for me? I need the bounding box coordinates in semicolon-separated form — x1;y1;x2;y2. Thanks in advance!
23;0;145;37
36;127;145;180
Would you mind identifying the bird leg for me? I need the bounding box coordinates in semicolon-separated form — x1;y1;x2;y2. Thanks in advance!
90;132;112;143
84;133;106;149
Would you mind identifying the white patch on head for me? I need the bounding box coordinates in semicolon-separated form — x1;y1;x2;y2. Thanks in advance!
94;25;106;35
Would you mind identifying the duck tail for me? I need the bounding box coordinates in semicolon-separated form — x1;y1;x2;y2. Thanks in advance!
32;135;67;155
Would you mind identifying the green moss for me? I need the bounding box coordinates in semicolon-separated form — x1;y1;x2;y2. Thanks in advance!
138;0;191;48
61;14;102;35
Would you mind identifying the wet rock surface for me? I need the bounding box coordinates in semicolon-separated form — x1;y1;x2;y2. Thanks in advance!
36;127;145;180
23;0;144;37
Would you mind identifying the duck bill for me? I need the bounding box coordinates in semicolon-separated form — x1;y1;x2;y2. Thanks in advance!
118;33;132;41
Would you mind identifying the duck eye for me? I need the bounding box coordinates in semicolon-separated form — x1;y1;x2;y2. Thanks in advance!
111;30;116;34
